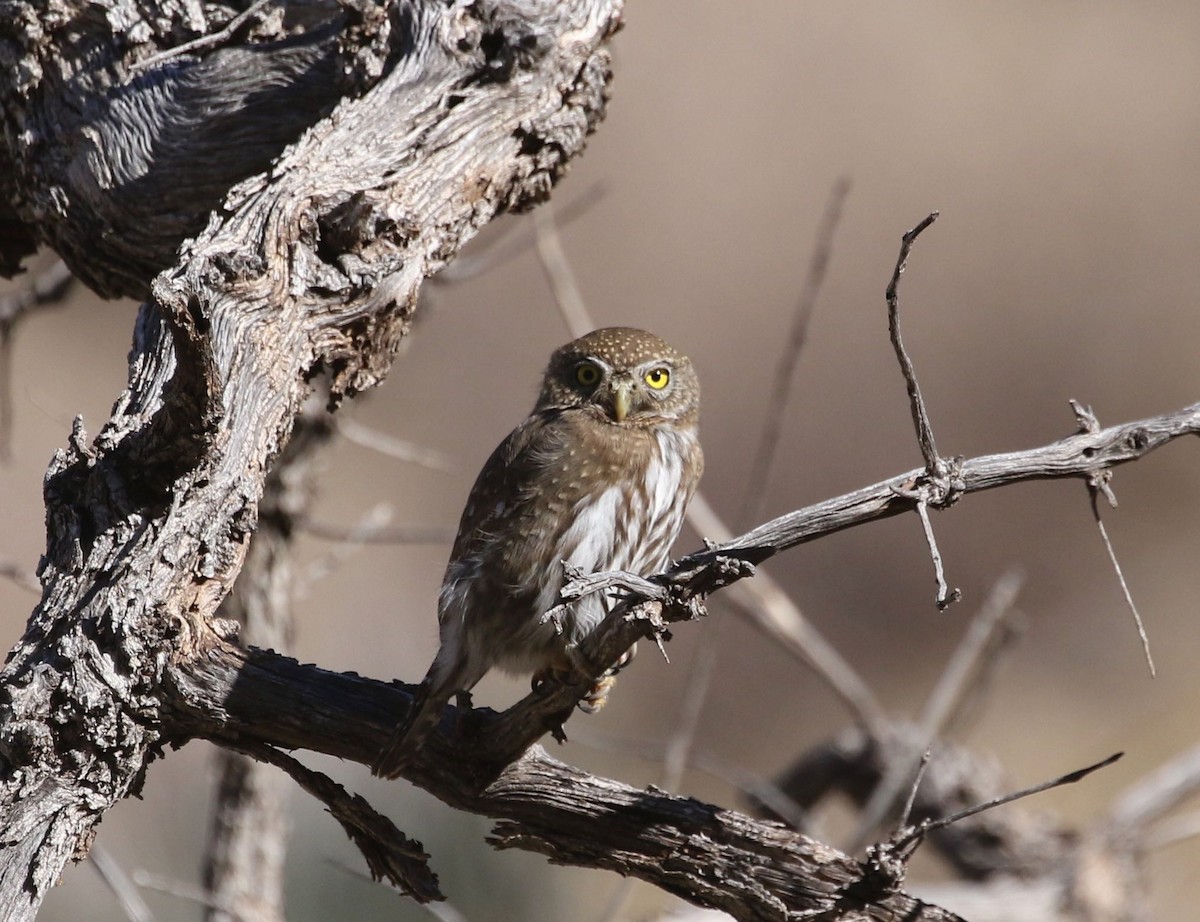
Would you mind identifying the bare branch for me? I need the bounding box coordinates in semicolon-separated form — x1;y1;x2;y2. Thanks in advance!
1071;399;1155;676
534;201;592;338
301;518;455;545
893;752;1123;856
89;846;156;922
850;574;1022;850
228;740;441;903
1108;743;1200;837
166;643;964;922
741;176;851;526
130;0;275;73
336;416;457;471
886;212;942;469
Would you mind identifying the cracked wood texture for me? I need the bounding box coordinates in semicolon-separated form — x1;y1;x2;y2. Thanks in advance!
0;1;620;918
166;643;963;922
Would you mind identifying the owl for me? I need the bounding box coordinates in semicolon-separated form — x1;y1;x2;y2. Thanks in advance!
372;327;703;778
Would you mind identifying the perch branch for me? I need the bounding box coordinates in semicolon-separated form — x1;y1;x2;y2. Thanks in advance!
166;642;963;922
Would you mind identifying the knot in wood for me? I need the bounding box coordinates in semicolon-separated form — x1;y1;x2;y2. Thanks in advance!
921;455;965;509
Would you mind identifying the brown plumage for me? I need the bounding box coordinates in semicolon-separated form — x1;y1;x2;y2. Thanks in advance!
373;327;703;777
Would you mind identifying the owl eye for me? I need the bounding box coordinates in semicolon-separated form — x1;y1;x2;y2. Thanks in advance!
574;362;601;387
644;367;671;390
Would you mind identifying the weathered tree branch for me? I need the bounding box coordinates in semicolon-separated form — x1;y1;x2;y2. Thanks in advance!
0;2;620;919
164;642;963;922
2;1;1195;919
158;398;1198;919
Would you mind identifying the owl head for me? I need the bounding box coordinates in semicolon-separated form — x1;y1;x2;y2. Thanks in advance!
536;327;700;426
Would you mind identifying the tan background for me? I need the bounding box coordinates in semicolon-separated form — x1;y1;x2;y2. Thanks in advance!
3;2;1199;919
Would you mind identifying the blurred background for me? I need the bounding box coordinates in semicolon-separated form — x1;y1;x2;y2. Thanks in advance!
3;2;1200;919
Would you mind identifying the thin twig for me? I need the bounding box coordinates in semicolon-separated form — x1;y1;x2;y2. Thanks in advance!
885;213;965;609
1070;399;1155;676
914;498;961;610
130;0;274;73
89;846;156;922
897;749;933;833
533;201;591;338
686;492;889;737
849;573;1022;851
337;416;457;471
1091;501;1154;676
741;176;851;527
1145;809;1200;852
301;517;454;545
893;752;1123;856
886;212;941;469
131;872;224;910
441;183;607;283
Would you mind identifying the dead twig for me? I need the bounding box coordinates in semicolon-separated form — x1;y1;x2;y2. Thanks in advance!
89;846;156;922
885;212;963;609
850;573;1022;851
741;176;851;526
228;740;441;902
130;0;274;73
1070;400;1155;676
337;416;457;471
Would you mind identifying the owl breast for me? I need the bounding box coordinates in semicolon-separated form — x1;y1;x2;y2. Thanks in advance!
529;422;699;649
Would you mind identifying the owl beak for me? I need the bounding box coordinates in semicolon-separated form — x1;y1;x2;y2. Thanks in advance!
611;382;632;422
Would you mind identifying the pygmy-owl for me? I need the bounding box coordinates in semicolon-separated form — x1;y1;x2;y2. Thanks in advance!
373;327;703;777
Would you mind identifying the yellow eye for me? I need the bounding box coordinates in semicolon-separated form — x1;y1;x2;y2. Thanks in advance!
644;367;670;390
575;362;601;387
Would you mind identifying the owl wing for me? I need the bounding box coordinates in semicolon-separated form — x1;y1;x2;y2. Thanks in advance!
441;408;568;588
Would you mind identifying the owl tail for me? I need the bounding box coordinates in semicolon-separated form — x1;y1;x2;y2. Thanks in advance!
372;673;457;779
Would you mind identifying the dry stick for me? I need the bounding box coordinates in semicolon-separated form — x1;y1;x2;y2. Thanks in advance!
664;178;852;794
131;873;226;911
887;213;941;469
337;416;457;471
301;517;455;545
1070;400;1155;676
89;846;156;922
885;212;961;610
892;752;1123;858
442;182;607;284
740;176;851;528
897;749;933;833
848;572;1023;853
533;201;591;339
225;740;442;902
130;0;274;73
1145;809;1200;852
1108;742;1200;839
